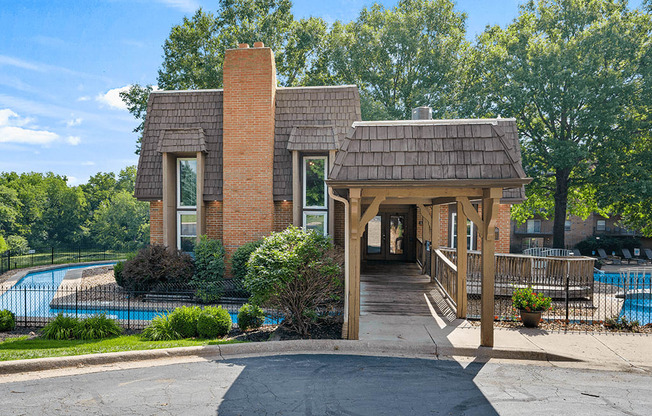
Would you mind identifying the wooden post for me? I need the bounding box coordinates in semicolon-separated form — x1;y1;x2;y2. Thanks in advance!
456;200;467;318
347;188;362;340
196;151;206;242
292;151;301;226
162;152;176;248
430;205;440;281
480;188;500;347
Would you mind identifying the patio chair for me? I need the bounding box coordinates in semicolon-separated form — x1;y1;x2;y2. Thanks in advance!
621;248;646;265
598;248;621;265
644;248;652;263
572;248;582;257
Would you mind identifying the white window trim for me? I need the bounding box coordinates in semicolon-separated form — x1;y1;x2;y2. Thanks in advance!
177;158;197;209
303;211;328;236
451;212;476;250
177;211;197;251
526;219;542;233
302;156;328;209
596;220;606;231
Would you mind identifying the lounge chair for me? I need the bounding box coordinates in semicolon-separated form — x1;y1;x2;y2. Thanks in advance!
622;248;646;265
572;248;582;257
598;248;621;265
644;248;652;263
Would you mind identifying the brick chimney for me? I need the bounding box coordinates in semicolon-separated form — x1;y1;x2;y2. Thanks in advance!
222;42;277;255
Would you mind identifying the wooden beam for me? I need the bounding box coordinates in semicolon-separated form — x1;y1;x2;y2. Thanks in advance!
360;195;385;230
362;187;483;199
457;197;484;239
292;151;301;226
456;200;468;318
430;205;440;280
480;189;499;347
416;204;431;227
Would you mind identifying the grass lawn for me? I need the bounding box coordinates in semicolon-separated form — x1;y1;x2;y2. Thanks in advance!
0;335;241;361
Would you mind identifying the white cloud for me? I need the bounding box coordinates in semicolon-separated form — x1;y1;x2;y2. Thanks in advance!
156;0;199;13
66;136;81;145
0;109;59;145
66;176;79;185
95;85;131;110
66;117;82;127
77;96;91;102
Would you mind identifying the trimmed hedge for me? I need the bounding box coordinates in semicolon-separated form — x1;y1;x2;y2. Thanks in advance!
197;306;232;338
237;304;265;331
120;245;194;292
231;240;263;281
0;309;16;331
169;306;201;338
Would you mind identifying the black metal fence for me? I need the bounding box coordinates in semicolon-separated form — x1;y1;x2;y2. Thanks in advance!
0;246;134;275
0;283;282;330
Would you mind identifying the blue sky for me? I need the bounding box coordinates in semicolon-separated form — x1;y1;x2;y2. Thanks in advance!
0;0;644;185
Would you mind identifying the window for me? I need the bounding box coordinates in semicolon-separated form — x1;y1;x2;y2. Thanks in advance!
451;212;476;250
302;156;328;236
565;220;571;231
596;220;606;232
526;219;541;234
177;158;197;251
177;158;197;208
177;212;197;252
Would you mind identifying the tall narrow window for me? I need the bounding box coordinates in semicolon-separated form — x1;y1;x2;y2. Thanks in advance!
451;212;475;250
177;158;197;251
302;156;328;236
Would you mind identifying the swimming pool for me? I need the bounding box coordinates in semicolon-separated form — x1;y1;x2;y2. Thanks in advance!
594;272;652;325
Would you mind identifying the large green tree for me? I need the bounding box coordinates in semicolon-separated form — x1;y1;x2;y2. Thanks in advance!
122;0;328;153
309;0;467;120
90;191;150;251
460;0;651;247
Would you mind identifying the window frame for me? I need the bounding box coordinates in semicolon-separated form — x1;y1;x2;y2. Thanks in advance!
302;155;328;210
177;157;197;209
177;211;197;252
564;220;571;232
596;220;606;232
451;212;476;250
526;219;542;234
303;210;328;236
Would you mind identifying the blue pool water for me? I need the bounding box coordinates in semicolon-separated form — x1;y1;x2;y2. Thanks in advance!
594;272;652;325
0;263;279;326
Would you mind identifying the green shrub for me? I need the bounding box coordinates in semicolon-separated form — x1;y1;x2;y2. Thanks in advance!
0;236;6;254
193;282;224;304
575;235;640;256
74;314;122;340
168;306;201;338
237;303;265;331
197;306;232;338
0;309;16;331
41;314;81;340
141;314;181;341
114;253;135;288
6;235;29;255
191;236;226;303
121;245;194;292
245;226;343;336
231;240;263;281
512;287;552;312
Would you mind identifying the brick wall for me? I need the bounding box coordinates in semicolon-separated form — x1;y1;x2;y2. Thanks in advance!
274;201;293;232
206;201;223;241
333;200;345;247
150;200;163;245
440;205;449;248
495;203;511;254
222;44;277;255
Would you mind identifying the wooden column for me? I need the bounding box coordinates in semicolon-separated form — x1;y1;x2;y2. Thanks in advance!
162;152;176;248
292;151;301;226
196;151;206;242
430;205;440;280
480;188;500;347
456;200;467;318
347;188;362;340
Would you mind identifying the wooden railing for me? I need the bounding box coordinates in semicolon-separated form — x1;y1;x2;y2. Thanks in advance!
433;249;458;307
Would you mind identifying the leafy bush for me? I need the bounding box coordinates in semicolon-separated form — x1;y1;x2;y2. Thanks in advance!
512;287;552;312
141;314;181;341
41;314;81;340
190;236;226;303
575;235;640;256
245;226;343;336
197;306;232;338
74;314;122;340
237;303;265;331
605;315;640;331
114;253;136;288
0;236;6;254
231;240;263;281
169;306;201;338
121;245;194;292
6;235;29;255
0;309;16;331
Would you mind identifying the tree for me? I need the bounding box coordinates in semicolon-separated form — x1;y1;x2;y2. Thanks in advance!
459;0;650;247
311;0;467;120
41;175;88;246
116;165;138;193
90;191;150;251
0;184;20;237
122;1;328;153
81;172;117;214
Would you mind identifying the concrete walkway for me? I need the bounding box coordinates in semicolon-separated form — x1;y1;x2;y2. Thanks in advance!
359;262;652;372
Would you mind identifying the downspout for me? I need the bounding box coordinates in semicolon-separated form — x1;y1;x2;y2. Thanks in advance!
328;186;349;334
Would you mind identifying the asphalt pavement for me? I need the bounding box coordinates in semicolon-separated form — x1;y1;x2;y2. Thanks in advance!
2;353;650;415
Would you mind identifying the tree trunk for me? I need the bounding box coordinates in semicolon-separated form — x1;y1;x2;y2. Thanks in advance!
552;169;570;249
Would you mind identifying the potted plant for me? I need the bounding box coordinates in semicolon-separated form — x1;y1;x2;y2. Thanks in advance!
512;287;552;328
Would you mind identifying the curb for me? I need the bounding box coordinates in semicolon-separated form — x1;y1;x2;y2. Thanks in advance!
0;339;581;376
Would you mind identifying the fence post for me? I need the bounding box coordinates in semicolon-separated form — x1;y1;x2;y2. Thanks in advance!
127;293;131;330
51;247;54;265
23;287;27;326
7;252;11;272
565;263;570;325
78;247;81;263
75;287;78;319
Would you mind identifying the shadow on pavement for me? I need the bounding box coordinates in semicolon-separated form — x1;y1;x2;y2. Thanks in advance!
216;353;498;415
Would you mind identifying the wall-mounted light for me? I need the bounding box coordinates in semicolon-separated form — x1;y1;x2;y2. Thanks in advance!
495;227;500;241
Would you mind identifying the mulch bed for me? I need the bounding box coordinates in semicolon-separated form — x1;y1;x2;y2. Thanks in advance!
228;316;343;342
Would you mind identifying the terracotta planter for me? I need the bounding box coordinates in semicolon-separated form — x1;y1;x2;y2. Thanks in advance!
520;310;543;328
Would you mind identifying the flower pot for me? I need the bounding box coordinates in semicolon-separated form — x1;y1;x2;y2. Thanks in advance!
520;310;542;328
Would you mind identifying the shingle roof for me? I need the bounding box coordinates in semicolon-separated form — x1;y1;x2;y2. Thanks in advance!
157;128;207;153
329;119;527;184
134;85;361;201
287;125;338;151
